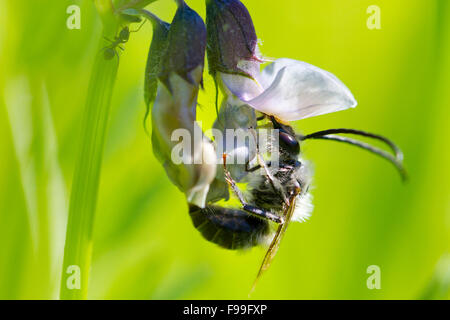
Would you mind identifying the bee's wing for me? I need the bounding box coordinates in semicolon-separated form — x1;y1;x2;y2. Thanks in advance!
250;194;298;293
222;58;357;122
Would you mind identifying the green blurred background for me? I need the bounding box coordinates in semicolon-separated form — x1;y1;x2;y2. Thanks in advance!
0;0;449;299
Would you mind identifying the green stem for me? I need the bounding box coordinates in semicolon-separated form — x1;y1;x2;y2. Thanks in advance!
59;5;119;299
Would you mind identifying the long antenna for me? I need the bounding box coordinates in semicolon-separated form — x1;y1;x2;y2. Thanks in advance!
299;129;407;181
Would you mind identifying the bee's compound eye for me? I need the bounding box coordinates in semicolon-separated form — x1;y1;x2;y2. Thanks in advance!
279;131;300;155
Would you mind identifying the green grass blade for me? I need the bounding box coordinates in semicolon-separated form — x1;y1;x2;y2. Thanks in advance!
59;23;120;299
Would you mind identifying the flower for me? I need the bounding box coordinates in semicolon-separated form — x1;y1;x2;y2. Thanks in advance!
206;0;357;123
221;58;357;122
150;1;216;208
148;0;358;207
205;0;261;190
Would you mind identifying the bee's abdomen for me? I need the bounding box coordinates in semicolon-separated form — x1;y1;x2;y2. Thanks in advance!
189;204;270;250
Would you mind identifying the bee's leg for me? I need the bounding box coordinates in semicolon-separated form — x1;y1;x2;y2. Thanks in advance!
245;162;261;172
245;160;273;172
242;204;284;224
223;154;283;224
256;114;266;121
223;165;246;204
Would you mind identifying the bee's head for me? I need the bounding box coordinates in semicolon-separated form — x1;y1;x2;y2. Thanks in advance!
270;116;300;157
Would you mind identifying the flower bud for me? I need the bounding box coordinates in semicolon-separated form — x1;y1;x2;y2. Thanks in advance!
159;1;207;90
206;0;260;79
151;2;216;208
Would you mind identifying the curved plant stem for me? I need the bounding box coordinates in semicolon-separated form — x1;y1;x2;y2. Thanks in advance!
59;3;119;300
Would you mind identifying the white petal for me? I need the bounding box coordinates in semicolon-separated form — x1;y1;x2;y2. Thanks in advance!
187;140;217;208
238;58;357;122
152;69;216;208
219;60;264;102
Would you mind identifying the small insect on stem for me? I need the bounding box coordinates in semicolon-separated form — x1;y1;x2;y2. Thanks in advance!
101;20;146;62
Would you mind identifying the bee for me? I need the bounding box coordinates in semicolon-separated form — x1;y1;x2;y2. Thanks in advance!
189;112;405;288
